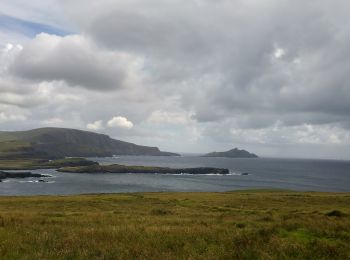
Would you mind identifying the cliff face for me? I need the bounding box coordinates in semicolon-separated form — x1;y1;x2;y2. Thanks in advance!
0;127;179;159
202;148;258;158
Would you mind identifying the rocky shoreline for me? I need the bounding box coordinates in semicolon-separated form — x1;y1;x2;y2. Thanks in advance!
0;171;51;182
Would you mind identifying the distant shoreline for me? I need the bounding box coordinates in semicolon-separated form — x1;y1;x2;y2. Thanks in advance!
1;189;350;198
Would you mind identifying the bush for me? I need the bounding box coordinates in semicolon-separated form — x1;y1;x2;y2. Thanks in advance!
325;210;345;217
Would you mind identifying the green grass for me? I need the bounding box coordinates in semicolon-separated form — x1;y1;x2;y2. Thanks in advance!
0;191;349;259
0;140;33;157
0;158;96;170
0;158;46;170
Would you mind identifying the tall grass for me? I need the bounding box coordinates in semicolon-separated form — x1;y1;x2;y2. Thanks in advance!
0;191;349;259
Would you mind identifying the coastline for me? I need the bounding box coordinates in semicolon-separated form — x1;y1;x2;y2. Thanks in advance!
1;156;350;195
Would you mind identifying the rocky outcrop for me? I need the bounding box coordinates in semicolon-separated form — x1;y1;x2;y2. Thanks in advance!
0;171;51;181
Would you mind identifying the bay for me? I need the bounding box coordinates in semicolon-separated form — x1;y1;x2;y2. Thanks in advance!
1;156;350;195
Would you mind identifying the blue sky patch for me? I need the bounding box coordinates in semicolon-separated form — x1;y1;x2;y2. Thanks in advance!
0;13;70;38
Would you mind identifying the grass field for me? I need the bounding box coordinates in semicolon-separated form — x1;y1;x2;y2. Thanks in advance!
0;190;349;259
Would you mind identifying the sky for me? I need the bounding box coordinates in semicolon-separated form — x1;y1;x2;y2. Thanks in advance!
0;0;350;159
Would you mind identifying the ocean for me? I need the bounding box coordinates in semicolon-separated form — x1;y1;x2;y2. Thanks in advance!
1;156;349;195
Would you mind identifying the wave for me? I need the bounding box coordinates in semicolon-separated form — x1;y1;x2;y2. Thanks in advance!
19;180;56;184
152;172;249;176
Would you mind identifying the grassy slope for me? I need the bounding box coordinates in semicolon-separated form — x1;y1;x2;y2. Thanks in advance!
0;191;349;259
0;140;33;157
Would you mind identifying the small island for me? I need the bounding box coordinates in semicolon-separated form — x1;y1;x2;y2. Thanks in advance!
58;164;230;175
202;148;258;158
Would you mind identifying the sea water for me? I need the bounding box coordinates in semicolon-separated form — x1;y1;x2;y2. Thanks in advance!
1;156;349;195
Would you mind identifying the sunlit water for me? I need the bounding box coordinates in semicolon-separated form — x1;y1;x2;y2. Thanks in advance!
1;156;350;195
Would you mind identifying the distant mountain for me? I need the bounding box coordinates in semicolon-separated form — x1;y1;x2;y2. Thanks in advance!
0;127;179;159
202;148;258;158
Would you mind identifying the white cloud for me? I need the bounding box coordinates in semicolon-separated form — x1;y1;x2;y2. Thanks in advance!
4;43;13;52
2;43;22;53
41;117;64;125
225;123;350;146
0;111;26;123
274;47;286;59
107;116;133;129
148;110;190;125
87;120;104;131
10;33;143;90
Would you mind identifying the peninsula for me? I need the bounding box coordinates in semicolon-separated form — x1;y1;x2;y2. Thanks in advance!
58;164;229;175
0;127;179;159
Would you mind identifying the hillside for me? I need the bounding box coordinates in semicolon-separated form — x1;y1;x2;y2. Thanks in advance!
0;127;179;159
203;148;258;158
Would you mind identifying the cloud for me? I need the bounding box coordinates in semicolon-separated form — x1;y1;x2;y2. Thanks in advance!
87;120;103;131
274;47;286;59
9;33;142;90
0;111;26;123
41;117;64;125
1;0;350;159
148;110;190;125
107;116;133;129
57;0;350;127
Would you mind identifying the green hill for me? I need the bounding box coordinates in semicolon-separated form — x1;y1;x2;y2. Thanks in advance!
0;127;179;159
